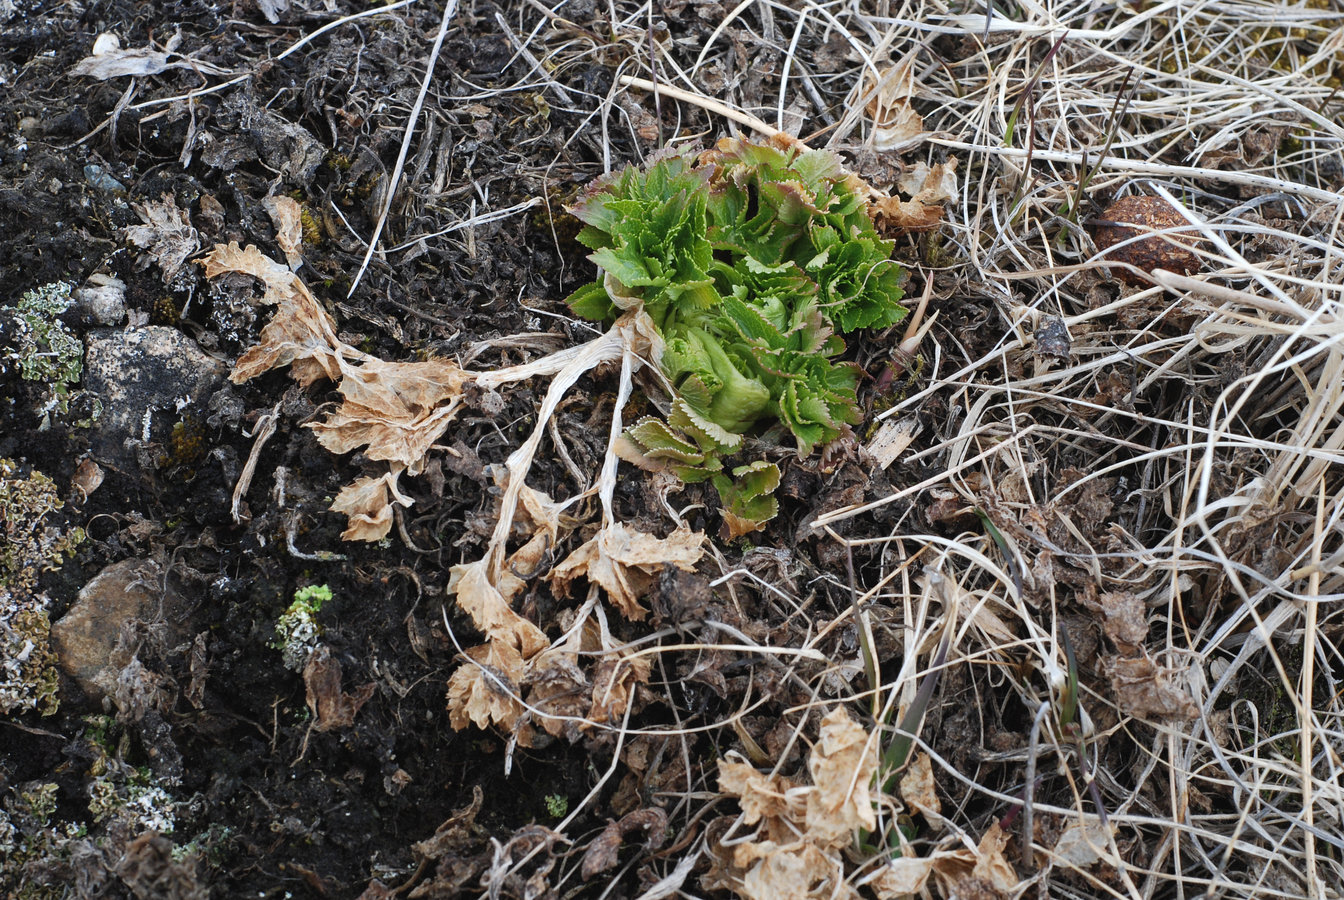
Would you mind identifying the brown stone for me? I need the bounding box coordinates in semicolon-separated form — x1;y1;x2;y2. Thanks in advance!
50;559;163;701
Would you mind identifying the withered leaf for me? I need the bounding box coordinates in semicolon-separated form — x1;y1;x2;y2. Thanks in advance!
263;194;305;270
550;523;705;620
329;471;409;542
446;641;528;732
308;357;470;471
125;194;200;279
449;558;549;658
866;61;924;150
304;646;376;731
587;651;652;725
1108;654;1199;720
579;807;668;880
805;706;878;845
205;243;346;386
899;752;941;821
718;760;797;829
732;840;839;900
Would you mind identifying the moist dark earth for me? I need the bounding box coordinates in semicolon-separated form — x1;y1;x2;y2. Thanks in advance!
0;2;994;897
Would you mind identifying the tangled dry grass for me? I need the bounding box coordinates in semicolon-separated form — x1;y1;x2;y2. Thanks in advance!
148;0;1342;895
457;0;1344;897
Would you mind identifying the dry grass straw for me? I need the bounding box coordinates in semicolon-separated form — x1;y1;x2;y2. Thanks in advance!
354;0;1344;895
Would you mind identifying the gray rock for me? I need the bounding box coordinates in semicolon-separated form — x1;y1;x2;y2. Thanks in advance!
72;274;127;326
82;327;228;467
50;559;163;701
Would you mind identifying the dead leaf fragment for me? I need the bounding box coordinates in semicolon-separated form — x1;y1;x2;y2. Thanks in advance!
263;195;305;270
125;194;200;279
899;752;941;821
70;457;104;503
1053;817;1116;869
1094;590;1148;654
304;646;376;731
550;523;705;620
1108;654;1199;720
871;856;936;898
579;807;667;880
871;159;958;233
204;242;347;386
588;650;652;724
449;558;549;658
718;760;797;831
734;839;846;900
329;471;410;542
71;32;232;80
805;706;878;845
309;357;470;471
866;61;924;150
446;641;528;732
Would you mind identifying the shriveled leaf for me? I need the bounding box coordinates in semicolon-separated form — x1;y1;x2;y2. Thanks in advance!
871;856;936;898
719;760;797;830
579;808;667;880
550;523;705;620
205;243;346;386
588;650;652;725
1107;654;1199;720
303;646;376;731
446;641;528;731
309;357;469;471
448;558;549;658
805;706;877;845
866;61;924;150
1092;590;1148;654
898;752;940;821
71;33;232;80
732;840;841;900
1053;816;1117;869
330;471;408;542
971;822;1019;894
263;195;305;270
125;194;200;279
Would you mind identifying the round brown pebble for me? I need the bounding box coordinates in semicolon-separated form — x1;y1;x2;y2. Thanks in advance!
1092;195;1202;284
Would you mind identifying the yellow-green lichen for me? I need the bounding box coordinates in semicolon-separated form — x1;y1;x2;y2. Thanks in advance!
2;283;83;422
1;459;85;716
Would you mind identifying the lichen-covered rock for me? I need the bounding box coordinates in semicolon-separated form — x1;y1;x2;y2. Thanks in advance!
81;327;228;468
50;558;175;702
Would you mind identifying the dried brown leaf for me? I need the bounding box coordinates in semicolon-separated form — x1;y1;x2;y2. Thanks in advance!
1108;654;1199;720
732;840;846;900
446;640;528;732
588;651;652;725
899;752;941;821
805;706;877;845
871;856;936;898
263;195;305;270
329;471;409;542
449;558;549;658
579;808;668;880
718;760;798;829
549;523;705;620
308;357;469;470
866;61;924;150
125;194;200;279
1094;590;1148;654
205;243;346;386
304;646;376;731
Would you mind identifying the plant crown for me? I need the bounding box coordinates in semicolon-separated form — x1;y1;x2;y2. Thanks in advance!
565;138;906;530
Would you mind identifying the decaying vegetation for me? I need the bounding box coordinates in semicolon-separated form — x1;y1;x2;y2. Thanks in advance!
2;0;1342;897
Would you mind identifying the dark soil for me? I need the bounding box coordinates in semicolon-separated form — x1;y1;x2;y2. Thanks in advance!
0;2;937;897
